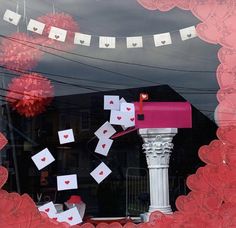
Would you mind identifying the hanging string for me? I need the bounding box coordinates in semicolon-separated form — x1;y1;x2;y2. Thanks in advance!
52;0;55;14
23;0;26;20
16;0;19;32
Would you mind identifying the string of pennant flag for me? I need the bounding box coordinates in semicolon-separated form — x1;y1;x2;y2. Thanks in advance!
3;9;198;49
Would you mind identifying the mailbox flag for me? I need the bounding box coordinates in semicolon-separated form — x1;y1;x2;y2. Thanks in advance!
140;93;148;101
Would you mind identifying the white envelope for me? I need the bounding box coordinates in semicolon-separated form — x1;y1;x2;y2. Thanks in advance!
120;103;135;115
104;95;120;110
3;9;21;26
90;162;112;184
31;148;55;170
153;32;172;47
27;19;45;34
179;26;197;41
95;138;113;156
58;129;75;144
94;121;116;139
49;26;67;42
74;33;91;46
38;201;57;218
57;207;82;225
126;36;143;48
57;174;78;191
99;36;116;49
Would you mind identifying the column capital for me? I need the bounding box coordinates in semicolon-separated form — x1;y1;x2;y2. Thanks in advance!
138;128;177;168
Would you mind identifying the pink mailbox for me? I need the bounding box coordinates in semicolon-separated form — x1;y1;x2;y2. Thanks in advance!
134;102;192;129
112;101;192;139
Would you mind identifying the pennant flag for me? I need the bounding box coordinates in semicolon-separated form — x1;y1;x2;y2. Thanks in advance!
27;19;45;34
74;33;91;46
99;36;116;48
90;162;112;184
48;26;67;42
154;32;172;47
126;36;143;48
0;133;8;151
3;9;21;26
179;26;197;41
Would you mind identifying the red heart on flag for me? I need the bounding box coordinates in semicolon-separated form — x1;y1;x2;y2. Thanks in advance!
109;100;114;104
41;157;46;162
68;217;73;221
102;144;106;148
130;118;135;121
45;208;50;212
99;171;103;175
103;130;108;134
117;116;122;120
64;135;68;139
65;181;70;185
127;107;131;111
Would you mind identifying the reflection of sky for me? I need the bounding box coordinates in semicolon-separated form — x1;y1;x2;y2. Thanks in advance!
0;0;220;119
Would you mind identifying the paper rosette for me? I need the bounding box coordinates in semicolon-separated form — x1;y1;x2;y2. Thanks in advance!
0;33;43;72
6;73;54;117
36;12;79;50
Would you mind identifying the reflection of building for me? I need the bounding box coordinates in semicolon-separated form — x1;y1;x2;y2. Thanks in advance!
2;85;217;217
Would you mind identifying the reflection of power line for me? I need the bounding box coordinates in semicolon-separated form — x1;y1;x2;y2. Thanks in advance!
0;34;218;92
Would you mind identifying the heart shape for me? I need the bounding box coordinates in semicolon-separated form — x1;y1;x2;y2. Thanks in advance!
161;40;166;44
68;217;73;221
109;100;114;104
55;35;60;39
41;157;46;162
105;43;110;47
65;181;70;185
8;18;13;22
45;208;50;212
80;40;85;44
127;107;131;111
102;144;106;148
132;43;137;47
33;27;38;31
130;118;135;122
99;171;103;175
64;135;68;139
117;116;122;120
141;94;148;99
103;130;108;134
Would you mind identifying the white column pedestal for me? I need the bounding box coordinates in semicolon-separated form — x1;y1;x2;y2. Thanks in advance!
138;128;177;220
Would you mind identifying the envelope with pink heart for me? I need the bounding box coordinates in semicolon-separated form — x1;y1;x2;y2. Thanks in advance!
31;148;55;170
57;174;78;191
90;162;112;184
58;129;75;144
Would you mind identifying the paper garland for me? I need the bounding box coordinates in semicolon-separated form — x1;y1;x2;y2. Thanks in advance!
3;9;198;50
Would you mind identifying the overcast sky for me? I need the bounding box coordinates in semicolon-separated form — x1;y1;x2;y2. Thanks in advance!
0;0;220;120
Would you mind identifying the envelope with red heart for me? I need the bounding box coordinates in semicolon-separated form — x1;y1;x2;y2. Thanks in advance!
58;129;75;144
31;148;55;170
90;162;112;184
110;110;135;128
94;121;116;139
95;138;113;156
120;102;135;115
57;207;82;225
38;201;57;218
57;174;78;191
104;95;120;110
